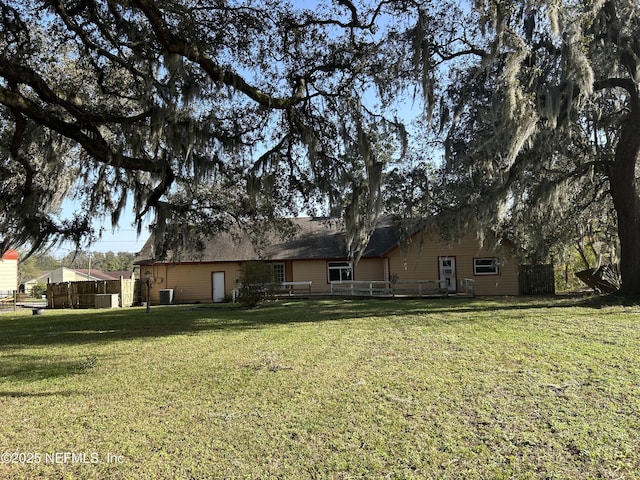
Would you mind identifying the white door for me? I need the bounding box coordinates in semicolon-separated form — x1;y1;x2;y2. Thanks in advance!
212;272;225;302
438;257;457;292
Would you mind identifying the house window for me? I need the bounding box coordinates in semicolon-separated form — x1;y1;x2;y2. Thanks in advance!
268;263;286;284
328;261;352;282
474;258;499;275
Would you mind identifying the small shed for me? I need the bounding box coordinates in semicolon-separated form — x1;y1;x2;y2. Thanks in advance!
0;249;18;294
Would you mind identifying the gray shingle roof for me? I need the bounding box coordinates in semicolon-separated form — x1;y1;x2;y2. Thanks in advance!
135;217;403;264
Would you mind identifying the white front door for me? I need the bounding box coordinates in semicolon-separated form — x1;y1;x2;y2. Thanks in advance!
212;272;225;302
438;257;457;292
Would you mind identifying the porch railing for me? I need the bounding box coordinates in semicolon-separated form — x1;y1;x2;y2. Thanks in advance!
231;278;475;302
276;281;313;296
330;279;475;297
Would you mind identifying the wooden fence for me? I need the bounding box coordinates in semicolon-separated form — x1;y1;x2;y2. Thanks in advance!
47;278;136;309
519;264;555;295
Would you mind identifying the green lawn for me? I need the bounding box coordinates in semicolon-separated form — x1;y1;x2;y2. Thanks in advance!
1;297;639;479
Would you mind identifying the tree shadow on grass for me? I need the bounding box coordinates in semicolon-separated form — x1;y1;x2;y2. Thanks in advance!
0;294;633;349
0;352;98;384
2;301;405;348
0;390;80;398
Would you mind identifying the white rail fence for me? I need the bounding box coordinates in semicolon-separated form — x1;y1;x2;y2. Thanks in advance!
330;279;475;297
277;281;313;296
232;279;474;302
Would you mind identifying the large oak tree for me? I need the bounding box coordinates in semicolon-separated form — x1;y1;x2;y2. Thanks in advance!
429;0;640;294
0;0;420;259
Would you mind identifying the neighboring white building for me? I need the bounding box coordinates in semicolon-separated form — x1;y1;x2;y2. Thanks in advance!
0;249;18;294
22;267;135;294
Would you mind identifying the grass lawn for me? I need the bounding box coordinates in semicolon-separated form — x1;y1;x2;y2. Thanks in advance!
1;296;639;479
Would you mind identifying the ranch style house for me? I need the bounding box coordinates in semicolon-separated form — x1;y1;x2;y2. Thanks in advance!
134;217;521;304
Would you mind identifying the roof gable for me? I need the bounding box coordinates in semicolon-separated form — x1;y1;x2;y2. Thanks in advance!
1;249;18;261
74;269;119;280
24;267;134;284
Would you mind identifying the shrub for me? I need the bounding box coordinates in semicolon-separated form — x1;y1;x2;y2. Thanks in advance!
31;283;47;298
237;261;279;307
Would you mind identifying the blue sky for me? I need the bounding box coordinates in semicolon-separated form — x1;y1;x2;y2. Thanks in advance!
52;197;151;257
52;223;149;257
74;225;147;255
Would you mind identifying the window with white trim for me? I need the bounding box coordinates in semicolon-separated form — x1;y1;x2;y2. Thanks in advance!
268;263;286;284
328;261;352;282
474;258;499;275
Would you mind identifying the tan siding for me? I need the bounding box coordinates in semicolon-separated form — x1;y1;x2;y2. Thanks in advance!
386;233;520;296
386;235;444;282
291;260;330;293
288;258;386;293
354;258;386;282
147;262;242;303
471;256;520;296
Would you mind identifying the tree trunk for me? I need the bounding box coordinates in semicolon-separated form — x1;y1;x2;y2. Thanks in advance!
608;97;640;295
